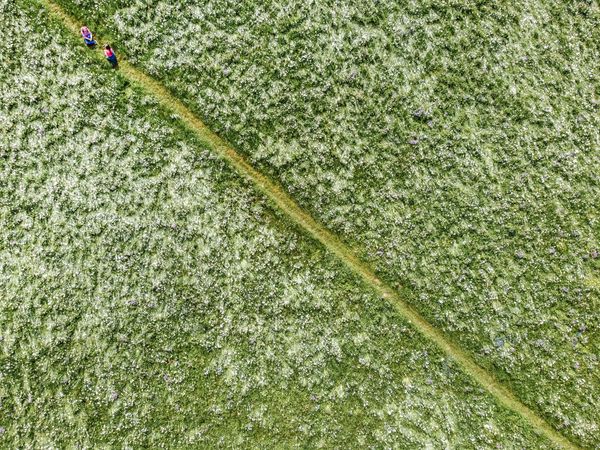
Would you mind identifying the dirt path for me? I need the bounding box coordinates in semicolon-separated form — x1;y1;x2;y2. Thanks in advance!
40;1;578;448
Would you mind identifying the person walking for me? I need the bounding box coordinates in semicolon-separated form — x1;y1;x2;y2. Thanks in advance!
104;44;118;68
80;26;96;47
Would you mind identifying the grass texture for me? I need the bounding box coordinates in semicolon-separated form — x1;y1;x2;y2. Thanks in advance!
0;0;563;447
49;0;600;446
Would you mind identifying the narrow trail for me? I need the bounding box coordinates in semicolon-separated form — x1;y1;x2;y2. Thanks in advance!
40;1;578;448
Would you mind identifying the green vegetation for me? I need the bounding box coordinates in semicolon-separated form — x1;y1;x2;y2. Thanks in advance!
51;0;600;446
0;1;563;447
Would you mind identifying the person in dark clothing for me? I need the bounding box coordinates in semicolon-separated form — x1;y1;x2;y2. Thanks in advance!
80;26;96;47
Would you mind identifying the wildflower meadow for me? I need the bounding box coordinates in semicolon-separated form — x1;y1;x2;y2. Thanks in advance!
0;0;568;447
1;0;598;447
52;0;600;446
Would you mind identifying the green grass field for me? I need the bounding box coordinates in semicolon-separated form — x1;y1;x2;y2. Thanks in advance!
1;0;598;447
48;0;600;446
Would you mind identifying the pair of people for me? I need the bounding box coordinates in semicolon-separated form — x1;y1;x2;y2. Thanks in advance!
80;26;118;68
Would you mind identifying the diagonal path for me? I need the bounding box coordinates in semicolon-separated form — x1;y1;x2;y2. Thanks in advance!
39;1;578;448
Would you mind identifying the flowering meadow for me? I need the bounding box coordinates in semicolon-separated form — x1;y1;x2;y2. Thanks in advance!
0;0;568;447
51;0;600;446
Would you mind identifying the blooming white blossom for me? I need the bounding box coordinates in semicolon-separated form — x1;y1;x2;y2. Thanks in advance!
2;0;599;447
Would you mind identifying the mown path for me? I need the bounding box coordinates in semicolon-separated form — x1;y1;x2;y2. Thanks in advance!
39;1;579;448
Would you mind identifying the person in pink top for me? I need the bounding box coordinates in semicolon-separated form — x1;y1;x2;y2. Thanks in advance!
104;44;118;68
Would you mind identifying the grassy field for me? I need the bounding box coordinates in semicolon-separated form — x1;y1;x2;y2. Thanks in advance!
0;1;568;447
48;0;600;446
